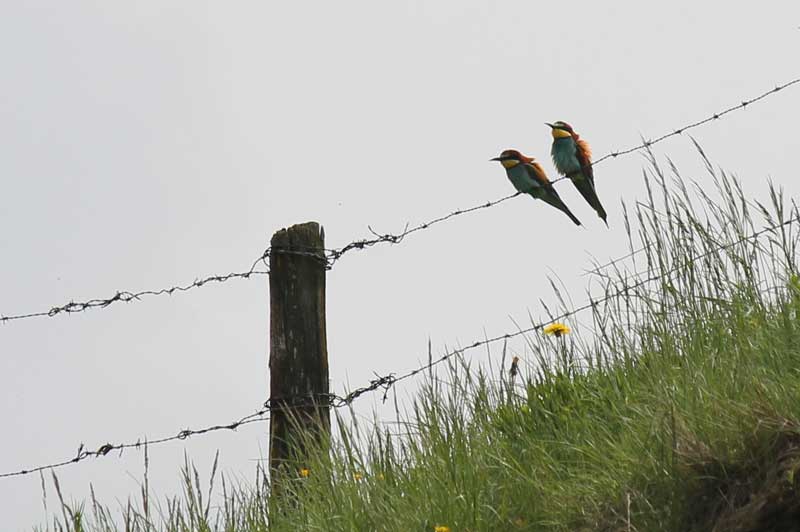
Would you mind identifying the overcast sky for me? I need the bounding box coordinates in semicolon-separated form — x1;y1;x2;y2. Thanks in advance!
2;2;799;529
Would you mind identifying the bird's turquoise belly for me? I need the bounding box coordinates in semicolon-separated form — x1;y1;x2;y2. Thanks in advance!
552;142;581;175
507;165;537;193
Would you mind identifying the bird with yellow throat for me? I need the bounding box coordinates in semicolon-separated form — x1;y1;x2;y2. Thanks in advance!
491;149;581;226
547;121;608;226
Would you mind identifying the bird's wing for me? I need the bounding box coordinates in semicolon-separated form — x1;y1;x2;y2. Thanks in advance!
574;138;594;180
525;161;552;187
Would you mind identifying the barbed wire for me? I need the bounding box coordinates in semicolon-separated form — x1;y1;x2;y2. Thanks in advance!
3;77;797;324
323;193;521;267
364;213;800;392
0;270;270;324
322;77;800;268
0;246;328;324
322;77;799;265
0;378;401;480
557;77;800;179
3;213;795;480
0;408;271;479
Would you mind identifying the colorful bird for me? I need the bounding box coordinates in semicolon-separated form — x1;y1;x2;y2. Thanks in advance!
547;121;608;225
491;149;581;226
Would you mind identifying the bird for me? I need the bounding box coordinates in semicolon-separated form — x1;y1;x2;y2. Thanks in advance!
546;121;608;226
491;149;581;226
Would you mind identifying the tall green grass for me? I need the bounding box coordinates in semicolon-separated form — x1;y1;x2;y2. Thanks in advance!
37;150;800;531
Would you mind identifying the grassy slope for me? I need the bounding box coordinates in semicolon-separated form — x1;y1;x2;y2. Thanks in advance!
41;154;800;531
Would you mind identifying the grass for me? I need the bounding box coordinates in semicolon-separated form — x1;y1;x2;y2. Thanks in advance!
36;149;800;531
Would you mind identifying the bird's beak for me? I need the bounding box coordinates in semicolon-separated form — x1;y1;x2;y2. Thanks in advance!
490;156;503;162
545;123;555;128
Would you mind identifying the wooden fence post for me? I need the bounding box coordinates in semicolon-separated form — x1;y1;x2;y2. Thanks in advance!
268;221;329;480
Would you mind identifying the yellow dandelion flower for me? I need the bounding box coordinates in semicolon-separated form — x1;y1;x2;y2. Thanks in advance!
377;473;385;480
299;467;310;478
353;472;363;481
434;526;451;532
543;323;571;337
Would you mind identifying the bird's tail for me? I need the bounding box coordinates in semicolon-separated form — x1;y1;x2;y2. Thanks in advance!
575;181;608;226
540;190;582;226
563;206;582;226
597;204;609;227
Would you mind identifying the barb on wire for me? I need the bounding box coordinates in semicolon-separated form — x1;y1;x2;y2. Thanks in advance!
249;246;330;274
336;374;399;404
0;407;271;479
262;373;400;413
319;76;800;264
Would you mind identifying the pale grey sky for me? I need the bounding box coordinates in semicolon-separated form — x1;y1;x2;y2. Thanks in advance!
1;1;799;529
